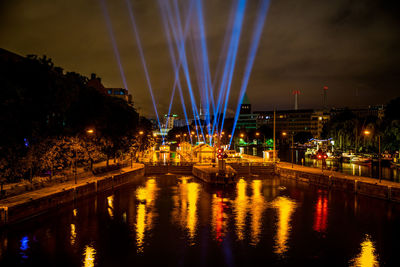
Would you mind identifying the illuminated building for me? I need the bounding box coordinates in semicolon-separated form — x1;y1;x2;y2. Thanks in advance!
236;93;258;130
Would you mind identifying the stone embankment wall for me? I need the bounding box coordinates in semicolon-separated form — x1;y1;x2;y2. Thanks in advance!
144;163;275;176
144;164;194;175
276;164;400;202
0;167;144;226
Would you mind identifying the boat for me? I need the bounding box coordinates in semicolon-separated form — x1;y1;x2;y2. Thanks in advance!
350;156;372;165
341;153;355;163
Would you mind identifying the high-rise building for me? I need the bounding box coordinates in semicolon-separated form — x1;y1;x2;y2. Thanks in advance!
237;93;258;130
164;114;177;130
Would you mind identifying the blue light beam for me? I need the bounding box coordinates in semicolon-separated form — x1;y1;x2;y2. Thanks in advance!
230;0;271;146
99;0;129;91
125;0;163;134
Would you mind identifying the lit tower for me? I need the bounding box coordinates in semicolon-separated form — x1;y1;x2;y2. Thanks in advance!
292;90;300;110
323;86;328;109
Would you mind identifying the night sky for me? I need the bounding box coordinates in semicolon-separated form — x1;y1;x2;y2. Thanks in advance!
1;0;399;118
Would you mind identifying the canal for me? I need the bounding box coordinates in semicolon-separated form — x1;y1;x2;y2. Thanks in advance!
1;174;399;266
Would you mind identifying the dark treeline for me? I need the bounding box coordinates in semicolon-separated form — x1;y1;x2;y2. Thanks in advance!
322;97;400;153
0;53;151;182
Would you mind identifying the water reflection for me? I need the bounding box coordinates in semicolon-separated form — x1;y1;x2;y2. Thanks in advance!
313;190;328;233
233;179;248;241
0;236;7;259
19;236;29;260
70;224;77;246
172;178;200;244
83;244;96;267
135;178;158;252
271;196;296;256
107;195;114;219
250;180;267;245
212;192;228;242
350;234;379;267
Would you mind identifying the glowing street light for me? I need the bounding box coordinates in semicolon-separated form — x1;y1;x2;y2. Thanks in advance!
255;132;260;136
282;132;287;136
240;133;244;138
139;131;144;135
86;129;95;134
364;129;381;182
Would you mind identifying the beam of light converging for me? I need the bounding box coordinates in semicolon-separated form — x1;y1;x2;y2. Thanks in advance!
211;0;246;136
193;0;213;140
163;0;205;143
125;0;163;140
211;0;245;135
230;0;271;147
158;0;194;141
99;0;129;91
166;1;194;133
219;0;247;134
210;1;237;120
171;0;206;143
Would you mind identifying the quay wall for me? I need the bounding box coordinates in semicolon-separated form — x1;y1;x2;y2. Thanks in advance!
0;166;144;226
144;163;275;176
276;164;400;202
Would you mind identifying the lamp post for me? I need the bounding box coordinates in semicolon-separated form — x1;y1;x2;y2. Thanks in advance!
139;131;144;162
364;130;381;182
86;128;95;172
282;132;294;168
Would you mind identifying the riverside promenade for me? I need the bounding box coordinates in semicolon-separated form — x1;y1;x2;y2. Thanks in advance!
276;162;400;202
0;164;144;226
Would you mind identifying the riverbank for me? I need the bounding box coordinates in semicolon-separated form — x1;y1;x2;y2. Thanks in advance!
0;164;144;226
276;162;400;202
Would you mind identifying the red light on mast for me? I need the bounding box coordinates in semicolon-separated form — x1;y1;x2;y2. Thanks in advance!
292;90;301;95
323;86;328;90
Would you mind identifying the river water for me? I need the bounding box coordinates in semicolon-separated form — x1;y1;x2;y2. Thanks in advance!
0;174;399;266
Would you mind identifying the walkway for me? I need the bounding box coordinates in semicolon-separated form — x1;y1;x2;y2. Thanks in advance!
0;164;144;209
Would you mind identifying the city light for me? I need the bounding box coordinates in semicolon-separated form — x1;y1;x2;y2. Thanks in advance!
364;130;371;136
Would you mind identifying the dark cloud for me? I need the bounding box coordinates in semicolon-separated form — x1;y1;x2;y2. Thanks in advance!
1;0;399;117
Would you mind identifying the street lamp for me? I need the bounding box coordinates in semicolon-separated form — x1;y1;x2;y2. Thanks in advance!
86;129;95;134
282;132;294;168
364;130;381;182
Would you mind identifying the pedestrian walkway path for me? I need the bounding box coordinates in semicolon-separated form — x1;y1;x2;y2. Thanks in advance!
277;162;400;188
0;164;143;209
